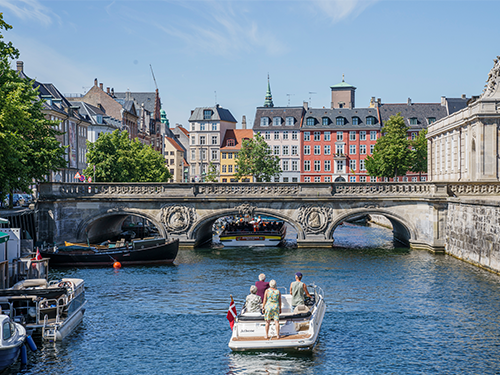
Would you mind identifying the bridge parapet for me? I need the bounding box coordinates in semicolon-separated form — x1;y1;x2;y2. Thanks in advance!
449;182;500;197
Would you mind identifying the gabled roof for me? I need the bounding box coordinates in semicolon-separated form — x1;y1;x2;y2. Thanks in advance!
165;136;184;152
69;101;122;130
378;102;447;130
220;129;253;150
189;105;237;123
176;125;189;137
114;92;157;113
253;106;305;131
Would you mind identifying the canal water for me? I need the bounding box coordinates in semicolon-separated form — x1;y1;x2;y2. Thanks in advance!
7;224;500;374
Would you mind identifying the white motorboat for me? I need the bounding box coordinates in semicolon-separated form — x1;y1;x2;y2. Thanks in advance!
228;284;326;351
0;314;26;371
0;277;87;341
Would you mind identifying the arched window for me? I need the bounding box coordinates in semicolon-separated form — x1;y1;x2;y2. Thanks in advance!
322;117;329;126
336;117;345;126
366;116;376;125
352;117;359;125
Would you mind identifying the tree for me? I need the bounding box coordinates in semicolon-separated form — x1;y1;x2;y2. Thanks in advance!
234;132;281;182
366;113;412;178
0;14;67;206
410;129;428;177
83;130;172;182
205;161;219;182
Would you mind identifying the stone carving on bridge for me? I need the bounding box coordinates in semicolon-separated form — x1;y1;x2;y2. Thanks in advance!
197;184;299;196
449;183;500;196
234;203;256;218
297;205;332;234
161;204;196;234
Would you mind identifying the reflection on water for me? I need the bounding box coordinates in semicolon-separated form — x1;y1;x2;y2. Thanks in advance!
5;223;500;375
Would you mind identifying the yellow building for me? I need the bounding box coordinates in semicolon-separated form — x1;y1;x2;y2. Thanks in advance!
220;129;253;182
164;136;187;182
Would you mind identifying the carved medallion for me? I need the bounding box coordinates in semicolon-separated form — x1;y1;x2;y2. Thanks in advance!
161;204;196;234
234;203;256;218
297;205;332;234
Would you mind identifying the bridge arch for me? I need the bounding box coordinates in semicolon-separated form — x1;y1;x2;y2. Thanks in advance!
76;209;167;243
188;208;304;246
328;209;416;246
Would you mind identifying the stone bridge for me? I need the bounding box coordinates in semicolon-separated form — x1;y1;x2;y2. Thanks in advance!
35;182;468;251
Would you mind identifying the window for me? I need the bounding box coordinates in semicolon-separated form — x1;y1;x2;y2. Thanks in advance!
336;144;344;154
370;176;377;182
325;176;331;182
200;136;206;145
3;322;12;340
228;165;233;173
314;131;321;141
292;131;298;140
304;145;311;155
324;132;331;141
350;145;356;154
322;117;329;126
192;166;196;175
286;116;294;126
350;176;356;182
283;177;289;182
222;165;227;173
265;131;271;140
304;177;311;182
314;160;321;171
292;145;298;155
222;152;226;159
360;131;366;141
324;160;331;171
227;139;235;147
360;145;367;154
228;153;233;159
421;176;427;181
360;159;366;171
212;136;218;145
211;150;218;160
304;132;310;141
191;136;196;145
314;145;321;155
360;176;366;182
370;144;375;154
274;145;280;155
350;131;356;141
349;159;356;171
352;117;359;125
403;176;408;182
234;152;238;159
324;145;331;155
170;151;175;156
336;117;345;125
292;177;298;182
428;117;436;124
411;132;417;140
304;160;311;171
366;116;376;125
191;149;196;160
200;123;206;131
314;176;321;182
283;131;288;140
283;160;289;171
273;117;281;126
261;117;269;126
201;149;207;160
274;131;280;140
203;110;212;120
306;117;315;126
212;123;217;131
337;131;343;141
282;145;289;155
412;177;418;182
370;131;377;141
409;118;418;125
336;160;344;173
292;160;298;171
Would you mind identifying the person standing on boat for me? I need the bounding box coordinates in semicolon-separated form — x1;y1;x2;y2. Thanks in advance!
262;279;281;339
255;273;269;301
290;272;311;311
245;285;262;313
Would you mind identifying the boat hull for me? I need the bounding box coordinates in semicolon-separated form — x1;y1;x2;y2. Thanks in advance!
219;234;283;247
0;321;26;371
41;239;179;267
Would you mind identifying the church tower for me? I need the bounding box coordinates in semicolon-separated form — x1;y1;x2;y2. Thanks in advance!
264;75;274;108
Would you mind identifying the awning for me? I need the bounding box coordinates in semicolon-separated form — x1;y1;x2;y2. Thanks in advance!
0;218;8;225
0;232;9;244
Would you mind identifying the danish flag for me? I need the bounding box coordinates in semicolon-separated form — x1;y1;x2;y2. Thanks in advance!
226;295;237;330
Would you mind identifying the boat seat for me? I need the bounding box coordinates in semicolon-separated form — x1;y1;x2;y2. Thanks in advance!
293;305;309;314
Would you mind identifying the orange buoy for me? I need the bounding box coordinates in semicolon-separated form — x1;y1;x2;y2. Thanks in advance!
113;261;121;269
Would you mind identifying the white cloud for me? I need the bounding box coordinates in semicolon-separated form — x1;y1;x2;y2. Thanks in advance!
0;0;58;26
309;0;379;23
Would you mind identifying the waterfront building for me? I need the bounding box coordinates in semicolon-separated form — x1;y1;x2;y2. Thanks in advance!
171;124;190;161
220;129;253;182
68;101;122;143
164;136;187;182
427;57;500;182
16;61;90;183
188;105;237;182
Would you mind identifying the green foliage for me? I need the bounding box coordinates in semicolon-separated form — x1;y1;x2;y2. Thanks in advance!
0;14;66;205
410;129;428;175
83;130;171;182
205;161;219;182
235;132;281;182
366;113;412;178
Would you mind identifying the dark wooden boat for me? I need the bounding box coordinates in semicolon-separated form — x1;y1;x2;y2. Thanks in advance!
40;238;179;267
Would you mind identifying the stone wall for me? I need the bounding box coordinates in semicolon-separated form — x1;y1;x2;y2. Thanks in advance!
446;198;500;273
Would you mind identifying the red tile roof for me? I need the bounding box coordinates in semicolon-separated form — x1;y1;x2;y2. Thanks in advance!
165;136;184;152
220;129;253;150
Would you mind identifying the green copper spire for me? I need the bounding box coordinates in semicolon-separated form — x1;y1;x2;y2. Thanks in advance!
264;74;274;108
160;109;170;128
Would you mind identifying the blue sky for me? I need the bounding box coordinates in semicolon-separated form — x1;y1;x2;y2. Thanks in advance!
1;0;499;128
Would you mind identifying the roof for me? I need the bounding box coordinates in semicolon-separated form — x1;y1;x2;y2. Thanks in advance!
253;106;305;131
165;136;184;152
221;129;254;150
176;125;189;137
189;105;237;123
69;101;123;130
114;92;157;113
378;103;448;130
302;107;379;130
330;81;356;90
445;97;469;115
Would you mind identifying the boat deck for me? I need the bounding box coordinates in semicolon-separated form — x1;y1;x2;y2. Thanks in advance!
231;333;311;342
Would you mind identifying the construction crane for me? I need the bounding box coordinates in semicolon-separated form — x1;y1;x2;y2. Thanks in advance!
150;64;158;90
286;93;295;106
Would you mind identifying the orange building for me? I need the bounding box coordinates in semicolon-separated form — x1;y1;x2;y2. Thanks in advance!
220;129;253;182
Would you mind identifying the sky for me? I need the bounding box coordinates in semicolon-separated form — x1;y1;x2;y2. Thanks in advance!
1;0;499;129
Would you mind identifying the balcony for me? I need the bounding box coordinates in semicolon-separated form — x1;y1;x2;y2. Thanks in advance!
333;153;347;160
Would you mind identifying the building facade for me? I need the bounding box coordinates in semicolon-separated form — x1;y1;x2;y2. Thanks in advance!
220;129;253;182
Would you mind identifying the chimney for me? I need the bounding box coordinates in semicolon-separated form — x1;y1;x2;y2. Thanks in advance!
377;98;381;105
16;61;23;72
106;87;110;94
99;83;103;90
191;110;194;115
441;96;446;106
461;94;466;99
111;88;114;97
303;101;308;111
242;115;247;129
94;78;98;87
407;98;412;106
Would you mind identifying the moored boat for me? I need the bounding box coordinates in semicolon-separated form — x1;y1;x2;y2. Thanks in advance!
40;237;179;267
219;219;286;247
228;284;326;351
0;315;26;371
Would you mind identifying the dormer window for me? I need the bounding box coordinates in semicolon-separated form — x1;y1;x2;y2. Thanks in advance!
322;117;329;126
409;117;418;125
260;117;269;126
428;117;436;124
306;117;315;126
366;116;376;125
96;115;103;124
203;110;212;120
336;117;345;125
227;139;235;147
352;117;359;125
285;116;294;126
273;117;281;126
